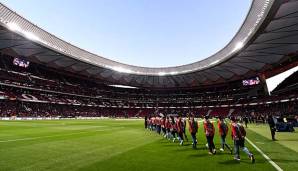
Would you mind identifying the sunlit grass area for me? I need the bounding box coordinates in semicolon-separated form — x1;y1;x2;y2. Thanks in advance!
0;119;297;171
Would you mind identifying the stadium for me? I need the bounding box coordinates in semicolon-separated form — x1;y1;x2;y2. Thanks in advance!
0;0;297;170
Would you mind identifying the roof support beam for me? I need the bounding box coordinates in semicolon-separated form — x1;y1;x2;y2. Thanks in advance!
0;43;27;50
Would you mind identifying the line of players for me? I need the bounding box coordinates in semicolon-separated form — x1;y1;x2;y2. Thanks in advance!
145;115;255;163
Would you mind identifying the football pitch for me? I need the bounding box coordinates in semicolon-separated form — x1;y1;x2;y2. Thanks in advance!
0;119;297;171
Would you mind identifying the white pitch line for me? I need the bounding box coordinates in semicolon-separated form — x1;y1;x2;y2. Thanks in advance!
0;127;123;143
245;137;283;171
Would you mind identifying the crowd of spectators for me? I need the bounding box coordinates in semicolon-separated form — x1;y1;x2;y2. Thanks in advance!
0;54;297;119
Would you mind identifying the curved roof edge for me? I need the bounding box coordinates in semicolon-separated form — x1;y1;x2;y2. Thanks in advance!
0;0;274;76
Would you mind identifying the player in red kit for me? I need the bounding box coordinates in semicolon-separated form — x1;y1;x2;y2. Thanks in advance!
218;117;233;154
203;115;216;155
161;117;166;138
231;117;255;163
176;116;184;145
188;115;198;149
170;117;177;142
165;117;171;140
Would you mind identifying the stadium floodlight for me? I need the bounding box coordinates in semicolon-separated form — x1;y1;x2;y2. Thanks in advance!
24;31;40;41
7;22;21;32
158;72;166;76
112;66;133;73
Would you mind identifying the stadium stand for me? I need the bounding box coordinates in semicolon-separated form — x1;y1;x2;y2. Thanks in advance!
0;0;297;123
272;71;298;95
0;54;297;120
1;1;298;170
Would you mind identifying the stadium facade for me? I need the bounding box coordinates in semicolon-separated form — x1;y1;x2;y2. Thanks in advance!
0;0;297;118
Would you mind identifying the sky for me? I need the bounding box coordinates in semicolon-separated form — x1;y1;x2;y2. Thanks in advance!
1;0;252;67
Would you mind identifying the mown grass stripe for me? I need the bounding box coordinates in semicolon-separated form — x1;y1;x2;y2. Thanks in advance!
245;137;283;171
0;127;123;143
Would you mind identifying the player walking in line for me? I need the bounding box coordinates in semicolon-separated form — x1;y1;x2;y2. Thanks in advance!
203;115;216;155
165;117;171;139
218;117;233;154
148;117;153;131
188;115;198;149
182;118;189;142
151;117;156;131
176;116;184;145
160;116;166;137
231;117;255;163
170;117;177;142
156;116;161;134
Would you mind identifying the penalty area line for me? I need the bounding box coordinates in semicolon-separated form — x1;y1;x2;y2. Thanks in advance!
245;137;283;171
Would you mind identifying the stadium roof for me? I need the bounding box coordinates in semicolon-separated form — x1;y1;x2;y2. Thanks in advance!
0;0;297;88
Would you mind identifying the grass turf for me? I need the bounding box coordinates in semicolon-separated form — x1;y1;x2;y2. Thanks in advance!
0;119;296;171
246;124;298;170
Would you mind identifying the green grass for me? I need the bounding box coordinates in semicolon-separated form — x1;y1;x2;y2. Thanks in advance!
247;124;298;152
246;124;298;170
0;119;297;171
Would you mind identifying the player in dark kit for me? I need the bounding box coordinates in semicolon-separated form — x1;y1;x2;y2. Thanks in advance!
243;116;248;128
218;117;233;154
231;117;255;163
144;116;148;129
267;115;276;141
203;115;216;155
